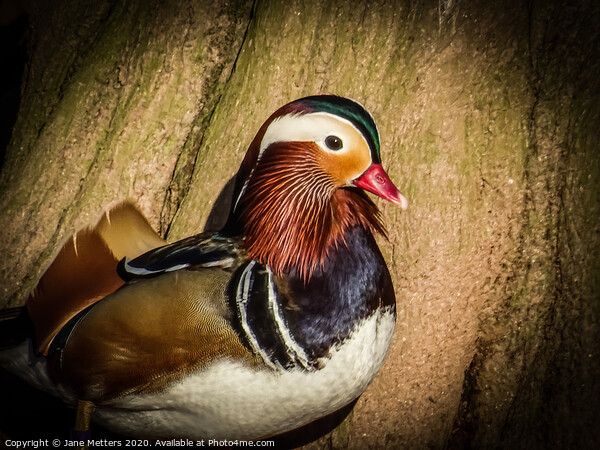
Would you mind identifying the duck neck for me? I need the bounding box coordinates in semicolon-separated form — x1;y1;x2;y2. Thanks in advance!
228;142;387;281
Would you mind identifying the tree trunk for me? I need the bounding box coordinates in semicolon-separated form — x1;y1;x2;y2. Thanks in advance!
1;0;598;448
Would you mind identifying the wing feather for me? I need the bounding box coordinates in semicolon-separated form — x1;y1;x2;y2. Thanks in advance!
52;269;259;402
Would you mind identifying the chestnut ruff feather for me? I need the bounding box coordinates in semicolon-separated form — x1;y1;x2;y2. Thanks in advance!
235;142;386;281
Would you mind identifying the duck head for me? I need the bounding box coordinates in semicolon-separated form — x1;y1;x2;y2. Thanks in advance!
225;95;407;280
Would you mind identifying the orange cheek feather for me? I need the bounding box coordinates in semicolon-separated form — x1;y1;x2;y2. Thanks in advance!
317;147;372;187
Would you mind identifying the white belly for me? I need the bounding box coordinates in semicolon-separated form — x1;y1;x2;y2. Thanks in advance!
95;309;396;440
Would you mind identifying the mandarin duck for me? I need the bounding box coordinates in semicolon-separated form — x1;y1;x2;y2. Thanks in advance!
0;95;407;441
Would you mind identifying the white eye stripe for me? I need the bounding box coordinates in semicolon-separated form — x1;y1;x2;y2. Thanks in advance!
259;112;364;156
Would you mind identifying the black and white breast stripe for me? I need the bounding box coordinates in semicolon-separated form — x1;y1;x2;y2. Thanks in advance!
230;261;317;371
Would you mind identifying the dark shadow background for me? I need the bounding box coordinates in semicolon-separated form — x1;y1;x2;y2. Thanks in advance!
0;0;28;173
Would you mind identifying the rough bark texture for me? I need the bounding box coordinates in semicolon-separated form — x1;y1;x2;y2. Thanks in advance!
1;0;599;448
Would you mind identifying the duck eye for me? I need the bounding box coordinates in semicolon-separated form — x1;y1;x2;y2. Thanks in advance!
324;135;343;151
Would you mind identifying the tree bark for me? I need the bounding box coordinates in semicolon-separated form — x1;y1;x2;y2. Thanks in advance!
1;0;598;448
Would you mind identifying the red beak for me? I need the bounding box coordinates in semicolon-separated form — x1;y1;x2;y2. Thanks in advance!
353;164;408;210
